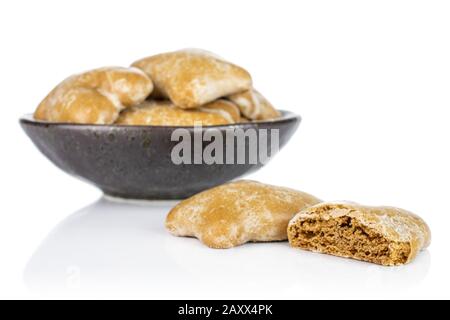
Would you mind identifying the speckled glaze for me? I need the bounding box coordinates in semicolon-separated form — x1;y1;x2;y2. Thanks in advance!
20;111;301;200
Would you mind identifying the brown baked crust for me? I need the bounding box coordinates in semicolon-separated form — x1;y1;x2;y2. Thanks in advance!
115;100;237;126
34;67;153;124
132;49;252;109
166;180;321;249
288;202;431;266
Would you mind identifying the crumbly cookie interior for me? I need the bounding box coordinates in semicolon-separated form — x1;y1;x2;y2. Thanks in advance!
289;214;411;266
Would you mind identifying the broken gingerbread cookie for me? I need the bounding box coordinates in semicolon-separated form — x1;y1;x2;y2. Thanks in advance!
288;202;431;266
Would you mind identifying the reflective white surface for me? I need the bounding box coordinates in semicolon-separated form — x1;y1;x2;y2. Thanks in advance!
2;0;450;299
24;198;431;299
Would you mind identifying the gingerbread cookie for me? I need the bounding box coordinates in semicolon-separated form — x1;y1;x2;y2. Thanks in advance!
228;89;281;121
132;49;252;109
116;100;238;126
199;99;241;123
288;202;431;266
166;180;321;249
34;67;153;124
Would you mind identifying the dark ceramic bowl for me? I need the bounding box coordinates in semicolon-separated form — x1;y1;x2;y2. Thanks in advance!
20;111;301;200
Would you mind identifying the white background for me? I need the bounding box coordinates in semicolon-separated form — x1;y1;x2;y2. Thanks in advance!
0;0;449;299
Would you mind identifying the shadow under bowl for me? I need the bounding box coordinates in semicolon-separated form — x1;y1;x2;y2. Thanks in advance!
20;111;301;200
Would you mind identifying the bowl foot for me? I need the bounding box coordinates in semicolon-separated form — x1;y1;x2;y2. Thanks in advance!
103;193;181;206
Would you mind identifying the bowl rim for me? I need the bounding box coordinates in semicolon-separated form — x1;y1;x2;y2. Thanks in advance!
19;110;300;129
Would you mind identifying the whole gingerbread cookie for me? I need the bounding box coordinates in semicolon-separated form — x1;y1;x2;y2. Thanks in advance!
132;49;252;109
116;99;240;126
34;67;153;124
166;180;321;249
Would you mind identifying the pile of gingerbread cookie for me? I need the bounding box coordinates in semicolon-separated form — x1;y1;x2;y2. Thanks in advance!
166;180;431;267
34;49;281;126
